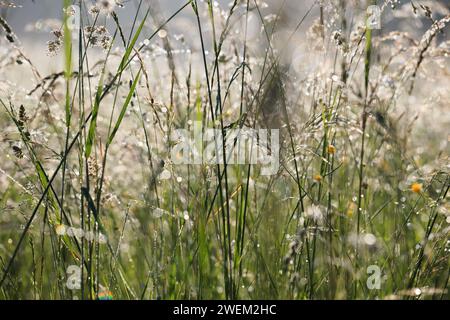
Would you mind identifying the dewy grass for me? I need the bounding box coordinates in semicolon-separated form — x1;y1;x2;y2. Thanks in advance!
0;0;449;300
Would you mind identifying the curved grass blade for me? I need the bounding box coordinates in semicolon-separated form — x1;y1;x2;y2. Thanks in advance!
85;70;105;158
107;69;141;146
118;10;149;73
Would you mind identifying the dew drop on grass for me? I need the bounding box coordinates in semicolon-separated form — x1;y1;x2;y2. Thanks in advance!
158;29;167;39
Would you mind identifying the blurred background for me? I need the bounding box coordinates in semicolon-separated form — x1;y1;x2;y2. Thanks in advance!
1;0;449;92
2;0;450;40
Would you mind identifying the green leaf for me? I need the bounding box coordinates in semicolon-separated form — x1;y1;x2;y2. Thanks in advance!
85;70;105;158
118;11;149;73
63;0;72;125
107;69;141;146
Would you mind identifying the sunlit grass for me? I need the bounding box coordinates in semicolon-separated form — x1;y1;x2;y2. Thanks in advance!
0;0;448;300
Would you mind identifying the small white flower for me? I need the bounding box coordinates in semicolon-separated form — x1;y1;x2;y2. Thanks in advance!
305;205;324;223
96;0;116;14
363;233;377;246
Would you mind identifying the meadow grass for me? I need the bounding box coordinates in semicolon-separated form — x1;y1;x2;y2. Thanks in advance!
0;0;449;300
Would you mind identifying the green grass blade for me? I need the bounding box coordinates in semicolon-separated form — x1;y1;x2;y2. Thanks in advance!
118;11;149;73
107;69;141;146
63;0;72;125
85;70;105;158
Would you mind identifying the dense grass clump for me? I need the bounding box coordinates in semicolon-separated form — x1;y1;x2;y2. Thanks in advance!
0;0;449;300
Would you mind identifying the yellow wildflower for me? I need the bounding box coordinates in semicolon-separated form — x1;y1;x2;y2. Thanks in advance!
327;145;336;154
411;183;422;194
